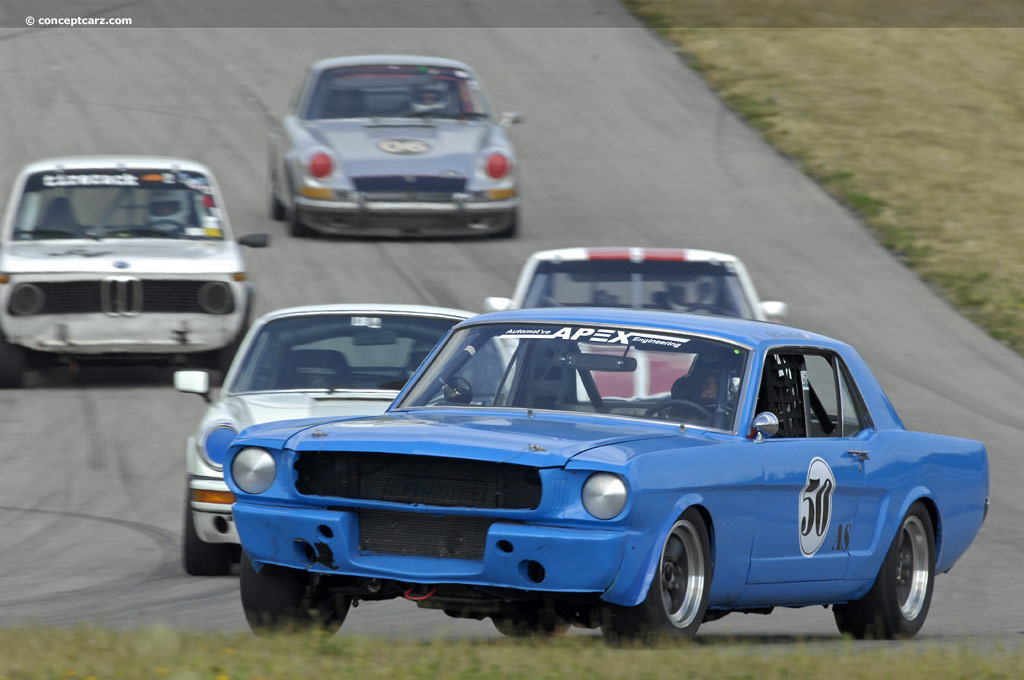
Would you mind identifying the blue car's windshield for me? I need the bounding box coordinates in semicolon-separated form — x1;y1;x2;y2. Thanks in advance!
397;322;749;431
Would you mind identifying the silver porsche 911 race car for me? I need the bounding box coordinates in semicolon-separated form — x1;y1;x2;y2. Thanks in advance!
268;55;523;239
0;157;269;388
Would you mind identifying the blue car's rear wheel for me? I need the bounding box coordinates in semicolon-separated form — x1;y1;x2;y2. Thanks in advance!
833;501;935;639
240;552;350;635
602;507;711;643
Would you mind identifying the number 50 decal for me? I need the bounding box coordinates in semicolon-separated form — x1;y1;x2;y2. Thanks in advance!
799;457;836;556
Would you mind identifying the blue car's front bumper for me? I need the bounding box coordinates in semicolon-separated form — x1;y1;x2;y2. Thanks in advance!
234;502;627;595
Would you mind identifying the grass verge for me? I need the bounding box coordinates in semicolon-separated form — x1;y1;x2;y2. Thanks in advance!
621;7;1024;352
0;627;1022;679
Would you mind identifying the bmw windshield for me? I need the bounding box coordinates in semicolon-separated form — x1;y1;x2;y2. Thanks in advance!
397;322;750;431
11;169;225;241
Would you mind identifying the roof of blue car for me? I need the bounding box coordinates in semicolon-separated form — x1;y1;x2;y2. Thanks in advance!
459;307;843;350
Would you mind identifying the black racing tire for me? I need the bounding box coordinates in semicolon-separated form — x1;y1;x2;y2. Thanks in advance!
0;335;26;388
182;492;238;576
833;501;935;640
602;507;711;643
490;211;519;239
240;552;349;635
268;169;285;221
491;604;569;638
285;176;315;238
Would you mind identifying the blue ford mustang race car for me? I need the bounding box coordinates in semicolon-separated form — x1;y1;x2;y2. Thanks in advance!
225;308;988;640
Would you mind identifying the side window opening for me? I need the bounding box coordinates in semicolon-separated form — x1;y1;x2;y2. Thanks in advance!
757;351;848;439
837;360;872;436
756;353;807;438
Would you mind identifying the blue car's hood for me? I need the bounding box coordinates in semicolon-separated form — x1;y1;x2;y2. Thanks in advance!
307;120;489;178
236;409;686;468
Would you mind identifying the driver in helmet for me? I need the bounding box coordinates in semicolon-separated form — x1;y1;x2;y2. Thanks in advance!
662;276;720;313
147;189;193;235
411;85;447;114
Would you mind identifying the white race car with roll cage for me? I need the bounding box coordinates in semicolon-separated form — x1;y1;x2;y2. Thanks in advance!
0;156;269;387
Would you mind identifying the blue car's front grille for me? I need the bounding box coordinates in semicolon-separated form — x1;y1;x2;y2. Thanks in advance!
294;451;542;510
352;175;466;201
358;509;492;560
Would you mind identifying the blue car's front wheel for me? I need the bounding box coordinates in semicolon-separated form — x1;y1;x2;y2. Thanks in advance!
240;552;350;635
602;508;711;642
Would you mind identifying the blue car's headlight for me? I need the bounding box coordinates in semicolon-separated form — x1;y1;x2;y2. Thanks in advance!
231;447;276;494
199;423;239;470
582;473;628;520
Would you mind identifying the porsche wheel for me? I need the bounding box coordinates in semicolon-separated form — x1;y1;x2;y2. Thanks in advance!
182;495;238;576
240;552;349;635
833;501;935;639
0;336;26;388
602;508;710;643
268;170;285;221
491;211;518;239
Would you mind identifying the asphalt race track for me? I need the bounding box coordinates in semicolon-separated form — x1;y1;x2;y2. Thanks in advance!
0;2;1021;643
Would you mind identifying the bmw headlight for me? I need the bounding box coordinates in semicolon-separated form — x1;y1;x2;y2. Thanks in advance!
197;281;234;314
582;472;628;520
9;283;45;316
231;447;276;494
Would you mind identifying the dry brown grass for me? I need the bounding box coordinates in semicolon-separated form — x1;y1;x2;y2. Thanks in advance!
622;19;1024;350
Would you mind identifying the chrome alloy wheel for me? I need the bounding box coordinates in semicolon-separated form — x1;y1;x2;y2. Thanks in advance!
659;519;706;628
895;515;930;620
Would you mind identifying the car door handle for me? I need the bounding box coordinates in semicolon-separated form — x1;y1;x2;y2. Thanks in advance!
847;449;870;462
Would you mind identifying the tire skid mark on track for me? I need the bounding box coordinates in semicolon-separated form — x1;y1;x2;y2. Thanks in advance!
0;505;181;611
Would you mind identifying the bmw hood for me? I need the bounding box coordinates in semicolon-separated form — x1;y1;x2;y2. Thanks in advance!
235;391;398;425
0;239;244;275
308;120;491;179
245;409;686;468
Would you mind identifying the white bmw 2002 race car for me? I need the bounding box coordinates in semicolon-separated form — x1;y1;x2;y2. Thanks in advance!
267;54;523;238
174;303;473;575
0;157;269;387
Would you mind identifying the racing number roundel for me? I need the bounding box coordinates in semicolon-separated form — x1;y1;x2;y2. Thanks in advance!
377;139;431;155
799;457;836;556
